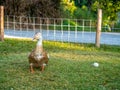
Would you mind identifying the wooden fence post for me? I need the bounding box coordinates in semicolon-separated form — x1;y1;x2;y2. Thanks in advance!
95;9;102;48
0;6;4;41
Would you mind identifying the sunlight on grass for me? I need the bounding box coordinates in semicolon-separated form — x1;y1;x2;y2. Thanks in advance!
0;38;120;90
44;40;97;52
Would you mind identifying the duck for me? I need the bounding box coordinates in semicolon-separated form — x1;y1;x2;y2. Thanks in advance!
28;32;49;73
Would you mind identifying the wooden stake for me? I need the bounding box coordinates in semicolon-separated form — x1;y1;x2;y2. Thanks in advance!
95;9;102;48
0;6;4;41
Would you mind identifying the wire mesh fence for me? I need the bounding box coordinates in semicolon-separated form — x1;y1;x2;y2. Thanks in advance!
4;15;120;45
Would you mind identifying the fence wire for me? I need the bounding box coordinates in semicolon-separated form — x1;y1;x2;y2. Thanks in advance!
4;15;120;45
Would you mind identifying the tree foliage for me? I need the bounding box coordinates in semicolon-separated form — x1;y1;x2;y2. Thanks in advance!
0;0;120;21
63;0;120;27
74;0;120;21
92;0;120;21
0;0;61;18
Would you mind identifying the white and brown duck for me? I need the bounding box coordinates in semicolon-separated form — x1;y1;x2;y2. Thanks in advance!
28;32;49;73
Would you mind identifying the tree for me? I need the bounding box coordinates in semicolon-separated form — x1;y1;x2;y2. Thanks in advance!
0;0;61;18
92;0;120;21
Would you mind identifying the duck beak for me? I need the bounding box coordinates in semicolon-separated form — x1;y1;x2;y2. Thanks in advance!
32;37;40;41
32;38;35;41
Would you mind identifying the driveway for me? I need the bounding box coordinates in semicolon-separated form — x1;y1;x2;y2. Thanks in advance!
4;29;120;45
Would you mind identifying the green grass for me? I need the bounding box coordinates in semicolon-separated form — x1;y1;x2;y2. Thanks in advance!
0;38;120;90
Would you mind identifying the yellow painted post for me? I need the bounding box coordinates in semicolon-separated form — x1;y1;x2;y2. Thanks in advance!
0;6;4;41
95;9;102;48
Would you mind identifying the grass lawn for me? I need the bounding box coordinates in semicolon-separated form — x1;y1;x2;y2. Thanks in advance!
0;38;120;90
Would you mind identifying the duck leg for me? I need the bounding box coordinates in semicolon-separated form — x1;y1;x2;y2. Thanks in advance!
41;64;45;72
30;63;34;73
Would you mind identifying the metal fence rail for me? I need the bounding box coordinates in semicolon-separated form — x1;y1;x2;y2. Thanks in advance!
4;15;120;45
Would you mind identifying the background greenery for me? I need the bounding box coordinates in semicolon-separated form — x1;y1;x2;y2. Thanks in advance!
0;0;120;20
0;0;120;31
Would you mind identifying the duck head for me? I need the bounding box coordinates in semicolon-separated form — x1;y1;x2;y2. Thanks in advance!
32;32;42;41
